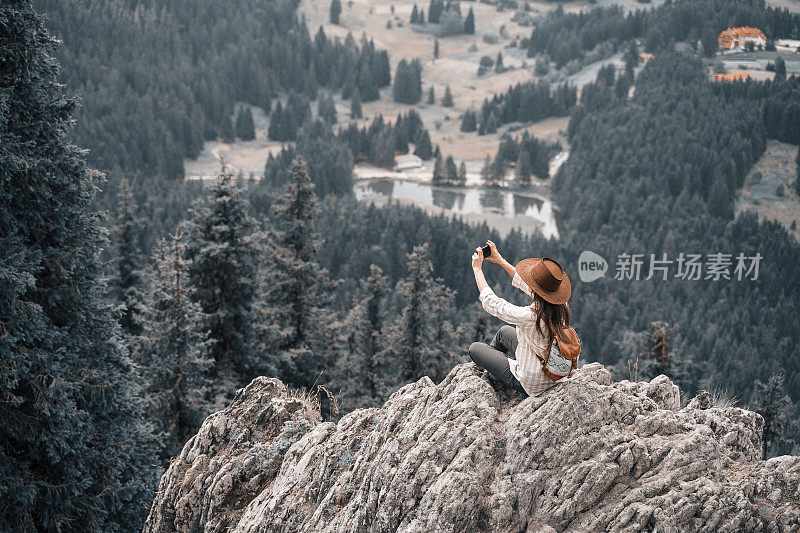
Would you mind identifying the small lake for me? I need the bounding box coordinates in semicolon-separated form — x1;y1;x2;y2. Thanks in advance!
353;178;559;239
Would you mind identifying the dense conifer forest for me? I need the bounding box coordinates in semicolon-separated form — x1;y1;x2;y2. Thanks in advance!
2;0;799;530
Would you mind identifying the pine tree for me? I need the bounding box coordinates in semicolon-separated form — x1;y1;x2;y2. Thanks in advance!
495;52;504;72
441;84;454;107
623;40;639;74
461;109;478;132
357;61;380;101
182;163;262;389
483;112;498;134
414;129;433;159
516;150;532;187
467;303;490;342
796;149;800;196
434;38;440;60
351;87;363;119
393;59;423;104
457;160;467;185
267;157;339;389
112;178;145;338
481;154;494;186
334;265;387;408
330;0;342;24
411;4;419;24
381;244;438;383
0;3;156;528
235;106;256;141
269;101;284;140
141;233;213;462
616;322;690;391
775;57;787;81
428;279;458;383
427;85;436;104
752;373;796;459
464;7;475;34
432;153;446;185
444;155;458;185
445;155;458;183
376;50;392;87
428;0;444;23
318;93;337;125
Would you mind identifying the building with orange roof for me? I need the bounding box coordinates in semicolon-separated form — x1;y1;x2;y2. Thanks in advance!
714;71;751;82
718;27;767;50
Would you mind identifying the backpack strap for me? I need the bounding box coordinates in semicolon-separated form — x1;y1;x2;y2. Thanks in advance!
539;333;563;382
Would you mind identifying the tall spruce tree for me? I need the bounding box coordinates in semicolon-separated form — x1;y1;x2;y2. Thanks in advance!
441;85;454;107
460;109;477;132
351;87;363;119
445;155;458;183
318;93;337;125
432;153;446;185
267;157;339;389
464;7;475;34
774;57;787;81
752;373;796;458
457;160;467;185
410;4;421;24
381;244;438;383
516;151;532;187
235;105;256;141
334;265;387;409
330;0;342;24
393;59;423;104
141;233;212;462
428;0;444;23
0;2;156;528
182;164;261;390
428;278;458;383
413;129;433;159
796;149;800;196
112;178;145;337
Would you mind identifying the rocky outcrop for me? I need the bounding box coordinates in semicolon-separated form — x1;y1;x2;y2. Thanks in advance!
144;363;800;532
142;377;319;532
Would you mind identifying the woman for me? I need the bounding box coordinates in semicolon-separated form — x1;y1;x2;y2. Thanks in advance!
469;241;581;396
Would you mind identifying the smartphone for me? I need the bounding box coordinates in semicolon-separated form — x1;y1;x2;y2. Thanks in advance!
481;244;492;258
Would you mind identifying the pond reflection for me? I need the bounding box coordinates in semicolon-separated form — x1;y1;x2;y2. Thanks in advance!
353;178;559;239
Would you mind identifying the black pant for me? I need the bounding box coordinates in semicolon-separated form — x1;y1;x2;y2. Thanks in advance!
469;325;527;394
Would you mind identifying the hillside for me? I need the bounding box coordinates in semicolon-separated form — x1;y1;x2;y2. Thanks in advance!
144;363;800;532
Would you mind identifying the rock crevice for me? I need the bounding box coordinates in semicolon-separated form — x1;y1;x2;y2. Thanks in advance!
144;363;799;532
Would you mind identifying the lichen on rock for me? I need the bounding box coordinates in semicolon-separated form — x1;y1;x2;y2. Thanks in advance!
144;363;800;532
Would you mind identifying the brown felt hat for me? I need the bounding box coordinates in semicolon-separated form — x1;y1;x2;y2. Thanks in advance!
515;257;571;305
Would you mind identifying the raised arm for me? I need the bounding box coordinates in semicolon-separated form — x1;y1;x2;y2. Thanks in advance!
485;241;533;297
472;246;535;325
485;240;516;278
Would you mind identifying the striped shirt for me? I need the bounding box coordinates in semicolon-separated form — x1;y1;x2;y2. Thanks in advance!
478;273;558;396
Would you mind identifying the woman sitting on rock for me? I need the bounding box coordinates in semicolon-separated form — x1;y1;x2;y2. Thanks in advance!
469;241;581;396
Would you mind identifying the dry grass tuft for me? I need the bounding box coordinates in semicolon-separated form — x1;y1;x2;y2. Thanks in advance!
709;387;739;408
285;378;341;423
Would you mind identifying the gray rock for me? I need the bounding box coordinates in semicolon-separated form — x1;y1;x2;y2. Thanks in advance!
144;363;800;532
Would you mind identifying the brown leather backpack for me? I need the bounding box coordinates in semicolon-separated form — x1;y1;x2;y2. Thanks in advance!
538;327;581;382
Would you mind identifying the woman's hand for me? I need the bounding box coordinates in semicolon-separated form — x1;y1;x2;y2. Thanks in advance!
485;240;502;264
471;247;484;270
486;240;517;278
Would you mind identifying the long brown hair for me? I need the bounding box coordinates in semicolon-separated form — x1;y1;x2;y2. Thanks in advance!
532;293;571;344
